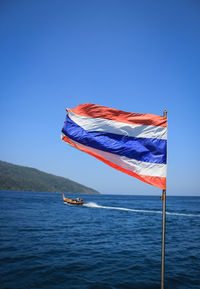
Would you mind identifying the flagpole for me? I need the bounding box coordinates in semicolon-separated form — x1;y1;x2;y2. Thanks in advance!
161;109;167;289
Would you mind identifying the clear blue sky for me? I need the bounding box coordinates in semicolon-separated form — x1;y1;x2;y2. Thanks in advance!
1;0;199;195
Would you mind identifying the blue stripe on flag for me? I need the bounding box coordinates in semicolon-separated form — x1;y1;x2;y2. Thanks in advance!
62;116;167;164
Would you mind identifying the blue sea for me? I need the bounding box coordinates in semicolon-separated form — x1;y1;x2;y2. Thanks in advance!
0;191;199;289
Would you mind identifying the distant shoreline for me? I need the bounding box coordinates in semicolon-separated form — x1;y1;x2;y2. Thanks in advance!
0;190;99;194
1;190;199;197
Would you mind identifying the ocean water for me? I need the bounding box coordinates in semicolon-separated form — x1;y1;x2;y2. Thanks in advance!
0;191;199;289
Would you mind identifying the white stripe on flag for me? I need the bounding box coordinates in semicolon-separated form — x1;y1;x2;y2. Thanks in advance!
68;110;167;140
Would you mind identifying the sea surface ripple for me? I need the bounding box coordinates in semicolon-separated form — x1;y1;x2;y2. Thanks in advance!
0;191;199;289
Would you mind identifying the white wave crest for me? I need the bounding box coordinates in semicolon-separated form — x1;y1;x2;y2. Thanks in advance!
83;202;200;217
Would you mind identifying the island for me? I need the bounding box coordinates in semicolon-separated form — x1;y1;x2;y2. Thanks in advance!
0;160;100;194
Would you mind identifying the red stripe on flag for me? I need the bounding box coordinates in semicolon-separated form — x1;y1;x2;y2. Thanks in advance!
62;135;166;189
69;103;167;128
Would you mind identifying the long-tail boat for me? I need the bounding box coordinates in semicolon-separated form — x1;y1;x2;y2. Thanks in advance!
63;193;84;205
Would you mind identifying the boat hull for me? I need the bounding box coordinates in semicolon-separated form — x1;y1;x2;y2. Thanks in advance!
63;194;84;205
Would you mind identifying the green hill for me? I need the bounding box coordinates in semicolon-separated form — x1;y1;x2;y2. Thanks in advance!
0;160;100;194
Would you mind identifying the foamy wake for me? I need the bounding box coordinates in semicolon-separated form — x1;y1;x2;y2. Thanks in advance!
83;202;200;217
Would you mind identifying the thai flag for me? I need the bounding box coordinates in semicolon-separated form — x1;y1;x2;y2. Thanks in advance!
61;103;167;189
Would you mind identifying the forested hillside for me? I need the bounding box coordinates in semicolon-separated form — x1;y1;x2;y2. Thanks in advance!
0;160;99;194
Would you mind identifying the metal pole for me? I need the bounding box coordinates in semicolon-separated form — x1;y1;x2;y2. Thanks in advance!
161;109;167;289
161;189;166;289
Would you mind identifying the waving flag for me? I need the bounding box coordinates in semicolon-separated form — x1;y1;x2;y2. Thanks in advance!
61;103;167;189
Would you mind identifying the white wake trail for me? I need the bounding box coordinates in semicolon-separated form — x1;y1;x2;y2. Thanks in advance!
83;202;200;217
